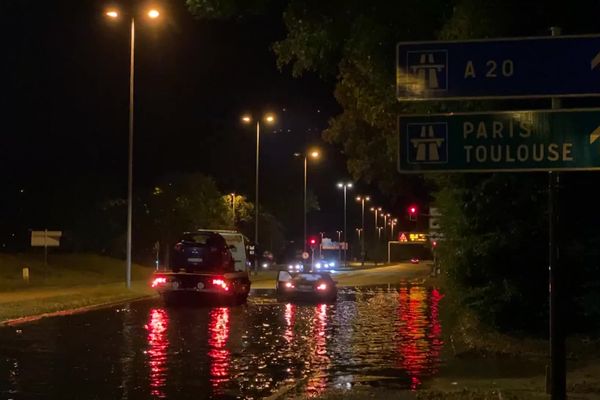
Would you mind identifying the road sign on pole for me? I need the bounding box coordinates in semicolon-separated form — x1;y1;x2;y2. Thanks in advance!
396;35;600;100
398;109;600;173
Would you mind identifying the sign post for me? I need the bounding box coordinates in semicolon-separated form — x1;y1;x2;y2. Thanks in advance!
31;230;62;267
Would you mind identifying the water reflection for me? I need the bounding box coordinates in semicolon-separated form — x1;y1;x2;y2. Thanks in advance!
146;308;169;398
395;286;444;389
0;285;445;400
208;307;231;392
305;303;330;396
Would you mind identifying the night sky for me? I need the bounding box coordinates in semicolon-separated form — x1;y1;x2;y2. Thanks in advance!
1;0;383;244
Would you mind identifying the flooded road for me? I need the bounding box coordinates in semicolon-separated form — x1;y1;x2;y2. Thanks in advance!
0;285;444;399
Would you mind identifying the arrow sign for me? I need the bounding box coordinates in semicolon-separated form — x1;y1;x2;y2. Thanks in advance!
398;109;600;173
397;35;600;100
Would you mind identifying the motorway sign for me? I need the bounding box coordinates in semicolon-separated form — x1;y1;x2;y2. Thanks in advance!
396;35;600;100
398;109;600;173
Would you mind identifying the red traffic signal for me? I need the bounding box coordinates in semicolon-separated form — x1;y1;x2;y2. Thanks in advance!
408;205;418;221
309;238;316;245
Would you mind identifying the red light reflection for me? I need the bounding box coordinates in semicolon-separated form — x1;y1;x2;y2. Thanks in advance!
208;307;231;392
146;308;169;398
395;287;443;390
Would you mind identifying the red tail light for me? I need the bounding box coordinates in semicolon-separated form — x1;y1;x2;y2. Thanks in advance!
316;283;327;291
285;282;294;288
152;277;167;288
212;278;229;291
174;243;183;252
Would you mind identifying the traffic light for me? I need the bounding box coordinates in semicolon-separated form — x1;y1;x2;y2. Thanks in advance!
408;205;418;221
309;237;317;249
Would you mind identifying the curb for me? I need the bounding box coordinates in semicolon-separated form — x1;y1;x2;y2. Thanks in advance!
1;294;157;327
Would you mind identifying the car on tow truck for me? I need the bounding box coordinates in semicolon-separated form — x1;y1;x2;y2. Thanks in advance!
275;270;337;303
151;230;251;305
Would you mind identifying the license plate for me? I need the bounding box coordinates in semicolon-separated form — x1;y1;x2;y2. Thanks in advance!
298;285;312;291
187;257;203;263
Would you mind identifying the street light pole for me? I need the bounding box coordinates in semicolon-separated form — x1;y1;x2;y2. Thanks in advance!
303;155;307;251
255;120;260;246
356;196;370;261
230;193;236;225
106;7;160;289
390;218;397;239
336;230;342;262
242;113;276;251
125;16;135;289
337;182;353;266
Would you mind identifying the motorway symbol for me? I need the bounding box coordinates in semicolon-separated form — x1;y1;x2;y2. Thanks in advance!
398;109;600;173
396;35;600;100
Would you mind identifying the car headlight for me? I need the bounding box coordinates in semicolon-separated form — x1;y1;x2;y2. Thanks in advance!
328;261;335;267
262;263;268;268
288;264;293;270
295;264;302;270
315;262;322;269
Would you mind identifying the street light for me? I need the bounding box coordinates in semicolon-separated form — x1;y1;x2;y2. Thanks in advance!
105;6;162;289
336;230;343;261
230;193;236;225
336;182;353;265
355;228;363;240
390;218;398;239
356;195;370;260
381;212;390;241
295;149;320;251
241;113;276;249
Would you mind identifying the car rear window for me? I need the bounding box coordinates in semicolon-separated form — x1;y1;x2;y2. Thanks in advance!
180;233;212;244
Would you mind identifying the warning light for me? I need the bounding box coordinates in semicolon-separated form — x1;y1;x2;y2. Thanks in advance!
432;241;437;247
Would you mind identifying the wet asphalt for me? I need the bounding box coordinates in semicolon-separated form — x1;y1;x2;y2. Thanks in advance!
0;285;444;399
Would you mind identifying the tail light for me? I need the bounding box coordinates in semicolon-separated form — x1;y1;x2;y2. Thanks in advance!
152;277;167;288
174;243;183;252
285;282;294;289
212;278;230;291
316;283;327;291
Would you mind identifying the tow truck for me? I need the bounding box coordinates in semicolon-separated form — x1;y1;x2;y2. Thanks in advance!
151;230;251;305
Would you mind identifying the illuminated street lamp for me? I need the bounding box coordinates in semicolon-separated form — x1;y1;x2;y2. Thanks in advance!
337;182;353;265
230;193;236;225
356;195;370;260
242;113;276;249
390;218;398;239
105;6;162;289
370;206;382;235
295;149;320;251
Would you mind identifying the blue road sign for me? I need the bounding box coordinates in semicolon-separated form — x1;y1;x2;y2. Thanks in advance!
398;109;600;173
396;35;600;100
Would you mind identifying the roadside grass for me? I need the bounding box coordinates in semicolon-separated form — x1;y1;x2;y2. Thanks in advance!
0;253;152;290
0;253;155;323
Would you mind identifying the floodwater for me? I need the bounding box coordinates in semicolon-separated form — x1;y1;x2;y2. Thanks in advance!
0;285;444;399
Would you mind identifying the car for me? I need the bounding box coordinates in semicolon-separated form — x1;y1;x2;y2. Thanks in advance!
276;270;337;303
151;230;251;305
283;258;306;272
314;258;337;270
410;257;420;264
